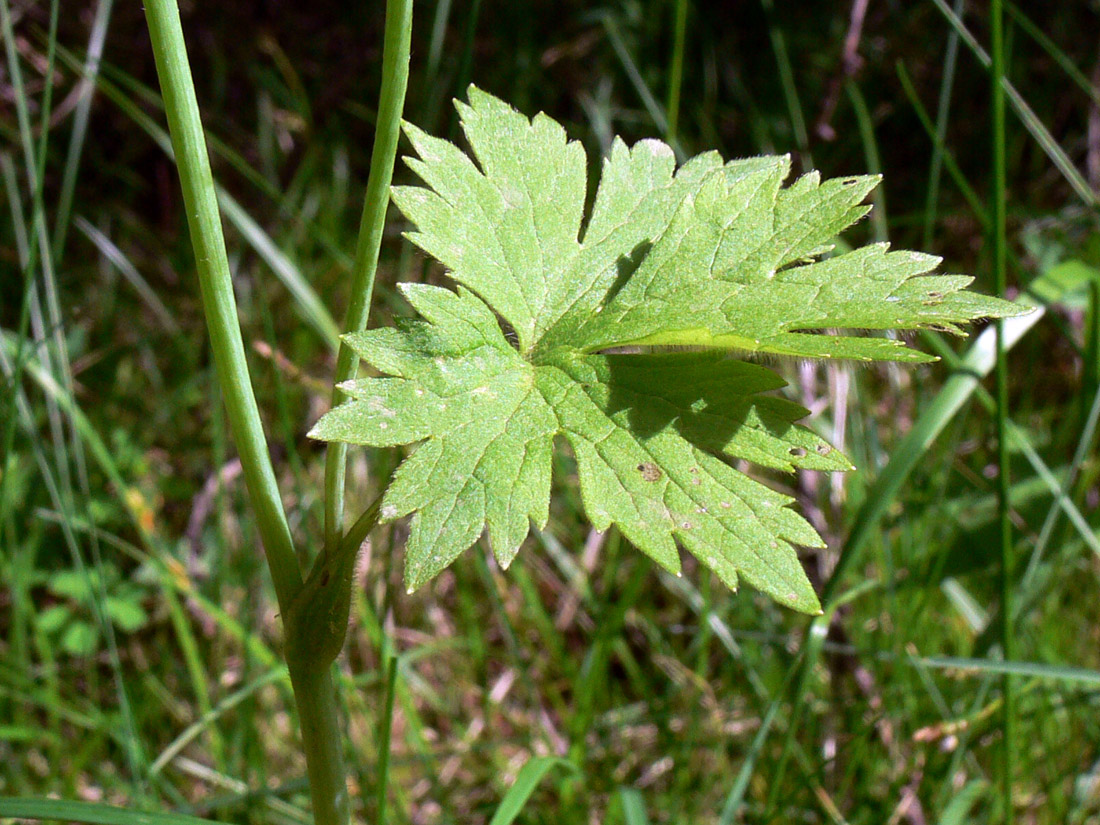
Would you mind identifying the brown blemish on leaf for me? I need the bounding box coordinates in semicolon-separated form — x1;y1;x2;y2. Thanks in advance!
637;462;662;482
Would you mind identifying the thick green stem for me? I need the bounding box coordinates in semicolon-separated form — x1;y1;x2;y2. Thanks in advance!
324;0;413;553
143;0;302;610
288;665;349;825
144;4;360;825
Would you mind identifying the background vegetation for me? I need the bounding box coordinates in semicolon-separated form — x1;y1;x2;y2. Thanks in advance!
2;1;1100;822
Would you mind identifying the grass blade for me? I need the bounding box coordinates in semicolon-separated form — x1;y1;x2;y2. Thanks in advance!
149;667;287;776
487;757;577;825
618;788;652;825
49;41;342;348
375;655;399;824
217;189;340;347
0;799;230;825
930;0;1099;210
911;656;1100;687
72;215;179;333
939;781;989;825
665;0;688;145
52;0;116;259
988;1;1016;820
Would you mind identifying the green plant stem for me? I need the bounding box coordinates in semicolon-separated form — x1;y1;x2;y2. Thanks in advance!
323;0;413;554
990;0;1015;821
144;5;358;825
287;664;349;825
376;655;399;823
287;494;384;671
666;0;688;145
143;0;301;609
284;494;382;825
759;0;811;167
1084;280;1100;425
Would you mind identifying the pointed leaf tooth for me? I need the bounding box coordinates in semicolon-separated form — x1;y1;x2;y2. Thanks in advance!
889;274;973;299
787;169;822;194
723;153;791;184
399;283;504;345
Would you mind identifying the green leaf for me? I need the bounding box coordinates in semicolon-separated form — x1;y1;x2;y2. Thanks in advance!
61;622;99;656
312;86;1028;613
315;284;557;591
617;788;652;825
36;604;71;634
0;797;233;825
48;568;96;601
105;596;149;633
487;757;577;825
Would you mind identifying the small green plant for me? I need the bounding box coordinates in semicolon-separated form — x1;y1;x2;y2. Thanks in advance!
36;563;150;656
310;85;1022;615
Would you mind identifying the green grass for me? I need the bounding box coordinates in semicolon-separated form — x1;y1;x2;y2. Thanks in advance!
3;2;1100;824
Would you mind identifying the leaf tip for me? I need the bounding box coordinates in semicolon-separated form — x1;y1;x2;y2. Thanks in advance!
400;119;427;145
785;589;823;615
404;564;425;595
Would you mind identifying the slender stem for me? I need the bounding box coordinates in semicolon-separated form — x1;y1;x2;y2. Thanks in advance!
990;0;1015;822
376;655;399;823
144;5;349;825
666;0;688;145
341;494;384;562
1084;281;1100;425
143;0;302;610
917;0;962;252
759;0;812;167
324;0;413;553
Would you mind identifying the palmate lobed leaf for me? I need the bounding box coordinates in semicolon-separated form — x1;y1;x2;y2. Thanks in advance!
310;86;1026;614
